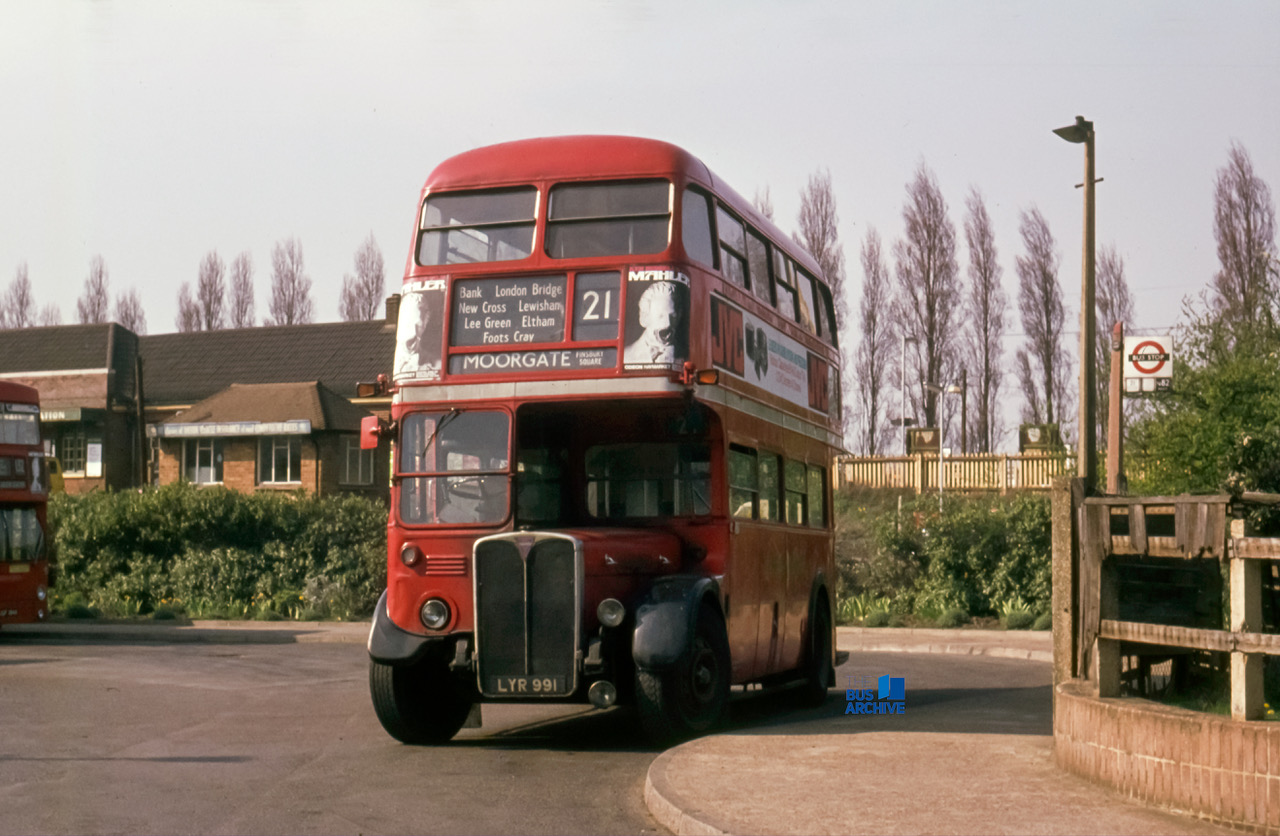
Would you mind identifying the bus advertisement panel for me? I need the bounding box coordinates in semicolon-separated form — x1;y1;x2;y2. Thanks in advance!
363;136;841;745
0;381;50;625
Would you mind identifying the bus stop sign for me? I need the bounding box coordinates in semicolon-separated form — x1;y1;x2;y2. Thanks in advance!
1123;334;1173;393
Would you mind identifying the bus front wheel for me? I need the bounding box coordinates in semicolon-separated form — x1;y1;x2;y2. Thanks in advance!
369;657;473;744
636;605;730;745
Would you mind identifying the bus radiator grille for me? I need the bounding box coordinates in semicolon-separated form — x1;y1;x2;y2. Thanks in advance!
474;537;578;696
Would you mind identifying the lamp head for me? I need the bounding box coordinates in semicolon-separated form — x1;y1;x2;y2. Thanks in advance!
1053;115;1093;144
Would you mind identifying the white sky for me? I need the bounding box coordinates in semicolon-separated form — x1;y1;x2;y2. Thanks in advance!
3;0;1278;431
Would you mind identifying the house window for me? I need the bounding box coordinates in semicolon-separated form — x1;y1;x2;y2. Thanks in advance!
342;435;375;486
183;438;224;484
259;436;302;485
55;427;87;475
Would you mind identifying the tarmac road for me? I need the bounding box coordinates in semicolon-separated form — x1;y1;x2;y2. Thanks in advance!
0;640;665;835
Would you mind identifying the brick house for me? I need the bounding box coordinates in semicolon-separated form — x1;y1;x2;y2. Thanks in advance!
0;302;398;498
152;381;388;497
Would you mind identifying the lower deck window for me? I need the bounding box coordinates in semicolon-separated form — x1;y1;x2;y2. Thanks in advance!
0;507;44;562
586;442;710;519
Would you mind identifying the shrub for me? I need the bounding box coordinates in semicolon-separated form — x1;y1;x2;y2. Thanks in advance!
1004;610;1036;630
1032;612;1052;631
935;607;969;628
48;485;387;620
864;611;891;628
836;491;1052;622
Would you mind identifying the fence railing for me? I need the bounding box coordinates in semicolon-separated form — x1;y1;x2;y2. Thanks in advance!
1075;491;1280;720
835;452;1076;494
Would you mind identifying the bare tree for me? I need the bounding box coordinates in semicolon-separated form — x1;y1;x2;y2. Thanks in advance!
1211;141;1277;329
1094;244;1134;441
893;163;961;430
267;238;314;326
175;283;202;332
76;256;111;324
2;262;36;329
962;188;1007;453
228;252;255;328
38;304;61;326
796;168;847;324
115;288;147;334
1015;206;1072;427
854;227;894;454
752;186;775;221
339;233;386;322
197;251;226;330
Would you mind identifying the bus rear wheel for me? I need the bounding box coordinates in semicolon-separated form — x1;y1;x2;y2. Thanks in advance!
369;657;473;745
796;597;833;707
636;605;730;745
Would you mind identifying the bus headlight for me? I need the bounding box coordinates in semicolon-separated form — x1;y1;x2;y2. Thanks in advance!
36;585;46;602
420;598;451;630
597;598;625;628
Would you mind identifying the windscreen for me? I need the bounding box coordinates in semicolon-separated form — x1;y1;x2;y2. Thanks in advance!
398;410;510;525
0;404;40;446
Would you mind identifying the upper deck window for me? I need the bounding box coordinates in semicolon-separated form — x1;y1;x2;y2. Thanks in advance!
417;187;538;266
546;180;671;259
681;188;715;267
715;206;747;290
795;267;820;335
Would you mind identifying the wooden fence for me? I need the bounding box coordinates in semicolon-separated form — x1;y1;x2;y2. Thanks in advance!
835;452;1076;494
1075;491;1280;720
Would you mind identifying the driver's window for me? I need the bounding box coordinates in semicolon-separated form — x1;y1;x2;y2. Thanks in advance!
398;411;510;525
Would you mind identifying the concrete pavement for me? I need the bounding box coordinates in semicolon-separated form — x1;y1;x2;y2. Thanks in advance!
644;627;1232;836
3;620;1228;835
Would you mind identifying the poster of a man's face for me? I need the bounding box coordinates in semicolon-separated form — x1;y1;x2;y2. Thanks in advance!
393;279;446;381
624;273;689;369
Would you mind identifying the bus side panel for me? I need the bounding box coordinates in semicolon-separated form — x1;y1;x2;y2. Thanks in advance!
722;524;762;683
737;522;788;680
782;529;828;672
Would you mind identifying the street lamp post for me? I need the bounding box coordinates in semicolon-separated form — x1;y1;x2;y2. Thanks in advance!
926;381;963;510
1054;115;1098;491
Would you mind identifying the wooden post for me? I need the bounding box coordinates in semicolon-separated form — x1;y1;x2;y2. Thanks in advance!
1106;321;1124;494
1230;548;1264;720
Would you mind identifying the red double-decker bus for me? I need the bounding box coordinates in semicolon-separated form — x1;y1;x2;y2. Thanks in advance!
363;136;843;744
0;381;51;625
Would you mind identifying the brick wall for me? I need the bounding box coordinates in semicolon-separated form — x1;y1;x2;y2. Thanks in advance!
1055;679;1279;831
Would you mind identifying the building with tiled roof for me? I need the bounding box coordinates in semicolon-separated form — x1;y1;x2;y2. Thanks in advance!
0;323;144;491
0;302;398;497
151;381;388;497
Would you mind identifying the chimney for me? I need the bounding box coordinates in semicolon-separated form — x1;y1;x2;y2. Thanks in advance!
385;294;401;324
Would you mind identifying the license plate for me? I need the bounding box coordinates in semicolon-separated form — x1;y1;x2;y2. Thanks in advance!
486;675;567;696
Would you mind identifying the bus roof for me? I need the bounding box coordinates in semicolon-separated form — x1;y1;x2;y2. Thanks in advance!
421;135;825;282
0;379;39;405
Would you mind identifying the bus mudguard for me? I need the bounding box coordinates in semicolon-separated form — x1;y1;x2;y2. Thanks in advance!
631;576;722;669
368;589;439;665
